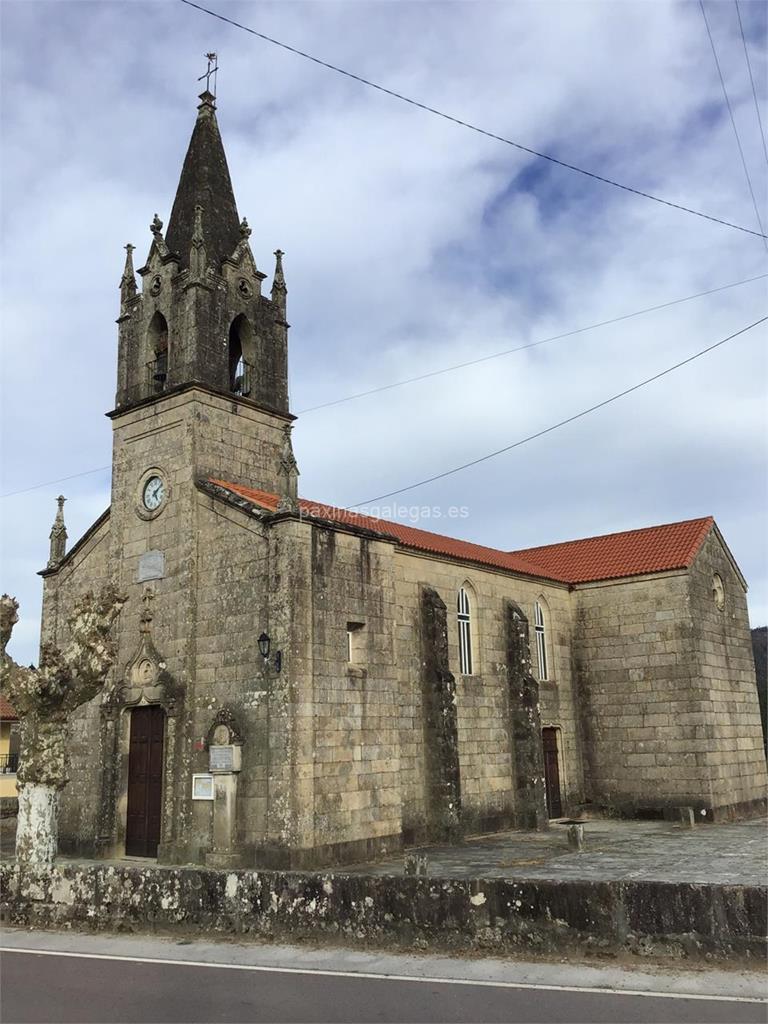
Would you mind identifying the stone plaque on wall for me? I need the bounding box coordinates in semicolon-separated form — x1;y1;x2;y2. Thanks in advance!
138;550;165;582
209;744;241;772
192;774;214;800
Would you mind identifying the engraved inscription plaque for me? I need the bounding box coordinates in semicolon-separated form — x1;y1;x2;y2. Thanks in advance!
138;550;165;582
209;745;234;772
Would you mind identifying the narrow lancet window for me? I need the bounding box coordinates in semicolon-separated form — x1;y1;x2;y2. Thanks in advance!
457;586;473;676
534;600;549;681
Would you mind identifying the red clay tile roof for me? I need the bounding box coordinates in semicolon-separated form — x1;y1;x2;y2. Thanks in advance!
208;480;557;580
0;695;18;721
508;516;715;584
208;479;715;586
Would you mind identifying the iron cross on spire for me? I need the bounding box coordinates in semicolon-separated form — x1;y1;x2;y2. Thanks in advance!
198;52;219;96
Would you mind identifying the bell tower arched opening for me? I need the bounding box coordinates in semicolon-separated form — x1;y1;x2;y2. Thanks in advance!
228;314;254;396
147;311;169;394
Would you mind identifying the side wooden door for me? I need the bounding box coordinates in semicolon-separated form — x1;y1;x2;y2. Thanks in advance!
126;705;165;857
542;727;563;819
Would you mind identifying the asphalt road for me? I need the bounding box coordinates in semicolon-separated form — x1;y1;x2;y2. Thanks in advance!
1;949;765;1024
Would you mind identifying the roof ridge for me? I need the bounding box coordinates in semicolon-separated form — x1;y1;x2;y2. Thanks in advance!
208;479;560;581
509;515;714;556
208;479;717;586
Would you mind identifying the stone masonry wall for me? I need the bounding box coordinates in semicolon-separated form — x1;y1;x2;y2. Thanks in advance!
187;494;272;862
685;530;768;815
394;551;581;839
41;518;112;850
573;532;768;817
573;570;704;812
308;528;401;852
2;862;765;961
112;386;291;498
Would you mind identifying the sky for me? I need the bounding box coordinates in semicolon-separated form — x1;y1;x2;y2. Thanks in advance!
1;0;766;665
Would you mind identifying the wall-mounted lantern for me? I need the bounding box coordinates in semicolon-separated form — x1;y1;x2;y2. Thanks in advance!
258;632;282;673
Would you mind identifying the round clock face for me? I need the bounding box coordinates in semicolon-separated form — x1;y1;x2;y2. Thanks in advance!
143;476;165;511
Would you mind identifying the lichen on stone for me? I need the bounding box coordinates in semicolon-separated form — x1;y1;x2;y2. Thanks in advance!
0;586;125;863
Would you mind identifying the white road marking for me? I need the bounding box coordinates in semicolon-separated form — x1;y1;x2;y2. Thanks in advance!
1;947;764;1004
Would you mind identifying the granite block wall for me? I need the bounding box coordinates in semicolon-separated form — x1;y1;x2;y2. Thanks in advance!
573;528;767;817
685;529;767;815
394;551;582;838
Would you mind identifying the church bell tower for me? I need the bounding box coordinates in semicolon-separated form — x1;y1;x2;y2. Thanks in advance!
114;89;289;419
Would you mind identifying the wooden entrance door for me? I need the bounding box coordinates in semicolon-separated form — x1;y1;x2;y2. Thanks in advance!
126;705;165;857
542;727;563;819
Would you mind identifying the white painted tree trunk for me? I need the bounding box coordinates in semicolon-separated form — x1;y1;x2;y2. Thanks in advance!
16;782;59;865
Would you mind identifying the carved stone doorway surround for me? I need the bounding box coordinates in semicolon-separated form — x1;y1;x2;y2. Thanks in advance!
95;597;183;861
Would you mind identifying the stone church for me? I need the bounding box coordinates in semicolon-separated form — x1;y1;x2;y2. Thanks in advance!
39;88;767;868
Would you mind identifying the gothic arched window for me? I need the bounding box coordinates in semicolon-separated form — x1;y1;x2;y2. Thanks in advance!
534;599;550;681
457;585;474;676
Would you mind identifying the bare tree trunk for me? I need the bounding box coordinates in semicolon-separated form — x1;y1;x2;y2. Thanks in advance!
1;587;125;867
16;783;59;865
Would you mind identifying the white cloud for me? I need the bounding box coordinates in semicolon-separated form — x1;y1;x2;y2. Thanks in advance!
1;0;766;664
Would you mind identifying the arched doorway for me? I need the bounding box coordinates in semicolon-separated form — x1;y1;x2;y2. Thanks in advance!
126;705;165;857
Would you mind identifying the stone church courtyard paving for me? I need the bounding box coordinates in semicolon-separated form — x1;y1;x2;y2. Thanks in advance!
1;817;765;962
345;817;768;887
0;815;766;886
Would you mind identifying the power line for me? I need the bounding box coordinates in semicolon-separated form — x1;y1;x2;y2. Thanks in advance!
297;271;768;413
178;0;767;242
699;0;768;252
346;315;768;508
3;273;766;500
1;466;110;500
734;0;768;173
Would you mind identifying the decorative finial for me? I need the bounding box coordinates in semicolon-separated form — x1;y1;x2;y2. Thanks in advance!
149;214;169;258
272;249;286;287
239;217;251;239
47;495;68;569
277;424;300;512
271;249;287;314
198;52;218;97
120;243;137;303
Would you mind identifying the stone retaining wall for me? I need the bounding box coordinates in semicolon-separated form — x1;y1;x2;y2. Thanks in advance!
1;862;764;961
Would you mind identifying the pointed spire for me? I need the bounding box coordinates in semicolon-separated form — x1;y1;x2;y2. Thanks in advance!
47;496;67;569
271;249;287;314
119;244;137;305
277;425;300;512
165;92;241;271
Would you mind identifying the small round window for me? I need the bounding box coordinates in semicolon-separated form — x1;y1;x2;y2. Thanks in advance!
712;573;725;610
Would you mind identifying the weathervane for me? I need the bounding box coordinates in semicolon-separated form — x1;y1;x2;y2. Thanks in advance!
198;52;218;96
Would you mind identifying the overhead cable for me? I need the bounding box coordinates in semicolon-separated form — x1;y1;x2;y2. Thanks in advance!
297;272;768;413
179;0;767;241
347;315;768;507
698;0;768;251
